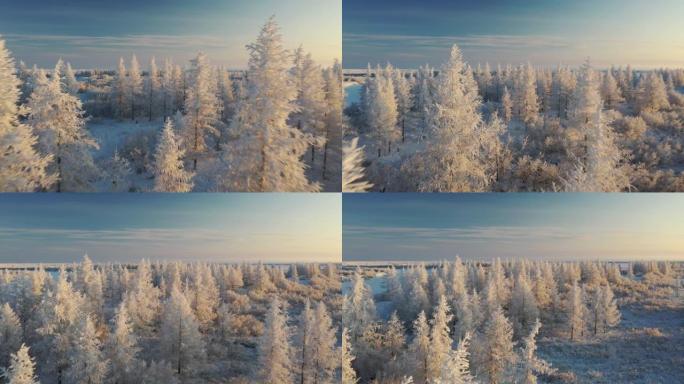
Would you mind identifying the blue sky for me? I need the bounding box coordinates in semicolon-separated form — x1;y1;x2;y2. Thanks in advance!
0;194;341;263
0;0;341;69
343;194;684;262
343;0;684;69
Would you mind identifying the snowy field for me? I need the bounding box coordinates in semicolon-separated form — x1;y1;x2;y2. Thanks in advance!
343;47;684;192
342;259;683;384
0;258;342;383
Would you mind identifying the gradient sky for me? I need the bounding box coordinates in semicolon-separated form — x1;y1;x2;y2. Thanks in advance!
343;0;684;69
343;194;684;262
0;194;341;264
0;0;341;69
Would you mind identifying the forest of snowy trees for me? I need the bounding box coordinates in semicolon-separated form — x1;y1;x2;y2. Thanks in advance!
0;257;342;383
343;44;684;192
342;258;682;383
0;16;343;192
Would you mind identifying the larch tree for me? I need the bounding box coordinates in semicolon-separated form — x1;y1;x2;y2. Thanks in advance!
517;319;554;384
224;16;318;192
1;344;39;384
427;296;454;381
342;137;372;192
478;306;516;384
322;60;344;180
181;52;220;171
65;316;109;384
341;328;358;384
514;64;540;125
592;284;620;335
28;67;100;192
384;311;405;360
62;62;79;95
0;37;53;192
153;118;193;192
124;260;161;333
565;282;587;341
112;57;128;119
147;56;160;121
601;70;623;109
297;300;315;384
408;311;430;384
142;361;180;384
0;303;23;369
161;59;176;119
433;333;476;384
407;45;489;192
310;302;338;384
107;150;132;192
510;272;540;340
257;296;293;384
392;68;412;143
501;86;512;123
159;286;205;376
343;270;376;343
128;55;143;120
367;65;399;155
637;72;670;112
106;303;141;384
190;264;219;332
292;47;327;164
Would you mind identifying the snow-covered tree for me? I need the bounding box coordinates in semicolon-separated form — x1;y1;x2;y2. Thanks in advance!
142;361;179;384
152;118;193;192
62;62;79;95
342;137;372;192
65;315;109;384
341;328;358;384
517;319;554;384
590;284;620;335
28;67;99;192
428;296;453;381
514;64;540;125
392;68;412;142
406;45;489;192
433;333;476;384
310;302;338;383
637;72;670;112
128;55;143;120
257;296;292;383
510;272;540;339
501;86;512;123
124;261;160;332
1;344;39;384
384;311;405;360
112;57;129;119
161;59;176;118
322;60;344;180
367;65;399;155
565;282;587;341
107;150;132;192
224;17;318;192
106;303;140;384
0;303;23;369
181;52;220;170
601;70;623;108
408;311;430;383
0;38;53;191
159;286;205;376
292;47;327;163
343;270;376;343
477;307;516;384
146;56;160;121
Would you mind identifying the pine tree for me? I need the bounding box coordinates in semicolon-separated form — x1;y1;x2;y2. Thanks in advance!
257;296;292;384
65;315;109;384
182;52;220;170
638;72;670;112
342;137;372;192
514;64;540;125
384;311;405;360
0;38;53;191
124;260;161;332
152;118;193;192
510;272;540;339
367;65;399;155
106;303;140;384
128;55;143;120
343;270;376;343
427;296;454;381
223;16;318;192
1;344;39;384
517;319;554;384
407;45;489;192
0;303;23;369
28;67;100;192
601;70;623;108
341;328;358;384
159;286;205;376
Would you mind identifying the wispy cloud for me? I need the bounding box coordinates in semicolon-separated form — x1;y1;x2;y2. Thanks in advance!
4;34;231;51
344;33;572;51
344;225;581;242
